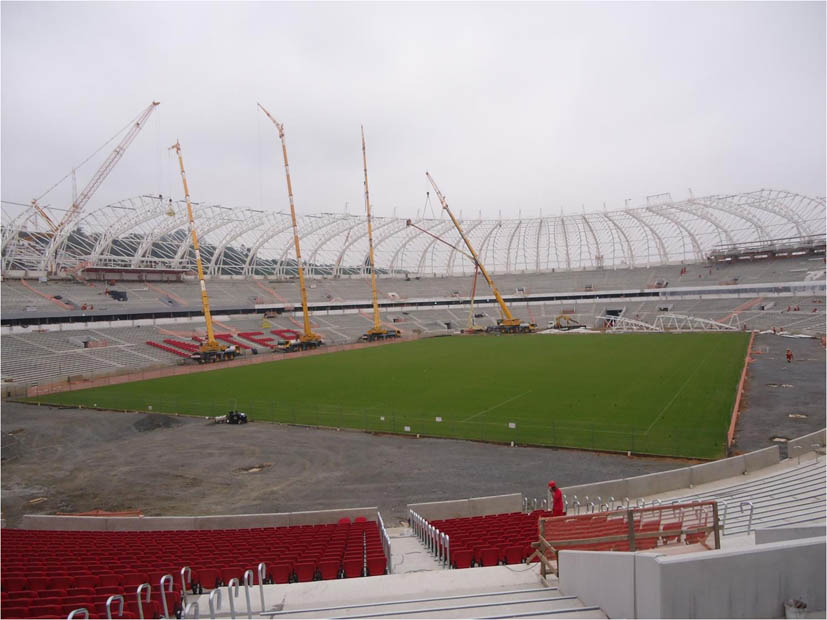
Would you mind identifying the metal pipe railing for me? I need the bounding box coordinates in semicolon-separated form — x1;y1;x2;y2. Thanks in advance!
209;588;222;620
159;574;174;619
226;578;240;619
106;594;124;620
136;583;151;620
242;570;254;619
257;562;268;612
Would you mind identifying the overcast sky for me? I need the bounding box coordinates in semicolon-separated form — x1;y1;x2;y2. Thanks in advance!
2;1;825;223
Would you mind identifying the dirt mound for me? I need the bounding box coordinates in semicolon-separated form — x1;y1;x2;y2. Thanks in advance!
132;413;186;433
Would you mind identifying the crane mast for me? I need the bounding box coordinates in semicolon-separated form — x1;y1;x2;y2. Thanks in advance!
425;172;535;334
170;140;236;362
360;126;400;341
257;103;322;349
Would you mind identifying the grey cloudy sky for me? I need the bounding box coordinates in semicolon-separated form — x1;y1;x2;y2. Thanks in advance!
2;1;825;222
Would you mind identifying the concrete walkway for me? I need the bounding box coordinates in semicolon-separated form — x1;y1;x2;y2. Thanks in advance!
388;526;445;574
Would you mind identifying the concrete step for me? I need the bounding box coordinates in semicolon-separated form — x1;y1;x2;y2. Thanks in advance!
195;565;607;619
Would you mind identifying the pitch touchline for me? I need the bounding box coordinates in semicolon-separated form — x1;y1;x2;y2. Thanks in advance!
461;390;533;423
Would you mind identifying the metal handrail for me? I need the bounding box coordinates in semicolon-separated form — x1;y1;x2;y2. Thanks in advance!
209;588;223;619
68;609;89;619
183;601;200;619
242;570;254;619
257;562;268;612
740;501;755;533
180;566;192;606
106;594;124;620
226;578;240;619
136;583;151;620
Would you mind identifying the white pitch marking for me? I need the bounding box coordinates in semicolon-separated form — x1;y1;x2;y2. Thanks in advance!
461;390;533;423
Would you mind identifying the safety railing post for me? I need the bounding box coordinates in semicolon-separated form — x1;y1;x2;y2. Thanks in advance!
740;501;755;534
136;583;151;620
183;601;200;619
226;577;240;619
106;594;124;620
718;500;728;535
209;588;222;619
257;562;268;611
68;609;90;620
159;574;174;619
180;566;192;606
242;570;254;619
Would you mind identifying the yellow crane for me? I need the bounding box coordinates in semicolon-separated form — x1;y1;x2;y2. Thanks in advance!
359;126;400;342
257;103;323;351
425;172;536;334
169;140;238;363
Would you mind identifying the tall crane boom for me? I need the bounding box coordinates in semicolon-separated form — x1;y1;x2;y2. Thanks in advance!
58;101;160;233
257;102;322;349
169;140;237;364
360;126;400;342
425;172;535;334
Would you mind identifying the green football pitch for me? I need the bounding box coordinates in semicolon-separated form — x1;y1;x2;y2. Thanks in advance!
31;332;750;459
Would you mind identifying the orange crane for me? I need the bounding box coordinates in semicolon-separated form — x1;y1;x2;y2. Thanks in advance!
424;172;536;334
359;126;400;342
257;103;323;351
169;140;238;364
32;101;160;239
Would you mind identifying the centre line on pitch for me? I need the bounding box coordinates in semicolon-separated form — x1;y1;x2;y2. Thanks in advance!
461;390;533;423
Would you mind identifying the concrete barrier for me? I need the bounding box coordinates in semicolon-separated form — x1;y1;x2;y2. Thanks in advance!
689;455;745;486
638;537;826;618
21;507;379;531
560;478;628;506
626;468;691;498
408;494;522;521
559;550;636;618
755;525;827;545
787;429;826;458
561;538;826;618
743;445;780;472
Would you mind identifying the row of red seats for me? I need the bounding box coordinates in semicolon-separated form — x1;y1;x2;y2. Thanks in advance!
214;334;251;349
2;521;387;597
145;341;188;357
162;338;199;352
2;582;181;619
272;329;300;340
237;331;276;348
427;511;551;568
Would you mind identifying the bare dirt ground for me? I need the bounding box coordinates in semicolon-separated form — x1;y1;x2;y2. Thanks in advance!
2;333;823;529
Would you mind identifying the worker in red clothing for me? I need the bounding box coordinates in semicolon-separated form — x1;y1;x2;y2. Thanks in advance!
549;481;566;516
786;349;794;363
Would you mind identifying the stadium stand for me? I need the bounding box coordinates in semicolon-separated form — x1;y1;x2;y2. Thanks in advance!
1;519;387;618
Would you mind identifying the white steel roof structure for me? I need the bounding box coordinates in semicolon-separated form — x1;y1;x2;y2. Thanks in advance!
2;189;824;277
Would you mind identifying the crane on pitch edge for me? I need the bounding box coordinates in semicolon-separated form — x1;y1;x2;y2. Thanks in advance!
359;126;400;342
420;172;536;334
169;140;238;363
257;103;323;352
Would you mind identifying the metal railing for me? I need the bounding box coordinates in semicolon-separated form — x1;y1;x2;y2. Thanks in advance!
377;511;393;574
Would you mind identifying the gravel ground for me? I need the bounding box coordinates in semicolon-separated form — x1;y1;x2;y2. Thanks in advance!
2;332;823;529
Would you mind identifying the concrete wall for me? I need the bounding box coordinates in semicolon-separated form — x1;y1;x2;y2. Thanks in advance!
560;537;826;618
558;551;636;619
21;507;377;531
408;494;522;521
561;445;783;503
755;525;827;545
786;429;826;458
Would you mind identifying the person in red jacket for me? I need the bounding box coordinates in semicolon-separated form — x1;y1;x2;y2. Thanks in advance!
549;480;566;516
